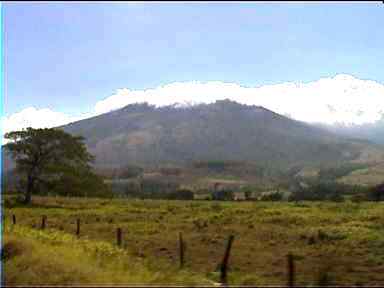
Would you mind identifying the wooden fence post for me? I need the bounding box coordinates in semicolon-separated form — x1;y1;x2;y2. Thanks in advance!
76;218;80;236
116;228;122;247
179;232;185;268
12;214;16;225
220;235;235;285
287;253;295;287
41;215;47;230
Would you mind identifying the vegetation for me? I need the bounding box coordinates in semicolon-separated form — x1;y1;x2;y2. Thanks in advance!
117;165;144;179
260;191;284;201
2;223;210;285
4;128;110;203
338;162;384;186
3;103;384;285
288;179;373;202
367;183;384;202
4;195;384;286
167;189;194;200
318;163;369;182
192;160;242;173
62;100;374;168
212;189;234;201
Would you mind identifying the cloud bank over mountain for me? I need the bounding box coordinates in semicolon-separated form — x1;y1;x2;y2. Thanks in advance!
3;74;384;137
2;108;91;136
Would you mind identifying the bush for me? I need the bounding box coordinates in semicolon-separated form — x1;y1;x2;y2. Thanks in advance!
122;179;187;200
192;160;240;173
367;183;384;202
318;163;367;182
212;190;234;201
159;167;182;176
167;189;194;200
260;191;283;201
118;166;144;178
39;169;113;198
328;192;344;202
289;181;347;201
350;193;366;203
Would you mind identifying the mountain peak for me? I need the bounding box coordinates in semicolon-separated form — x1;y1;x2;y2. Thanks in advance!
333;74;357;81
63;102;368;168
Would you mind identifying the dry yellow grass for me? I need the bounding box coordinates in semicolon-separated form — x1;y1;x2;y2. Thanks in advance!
3;224;212;286
4;196;384;286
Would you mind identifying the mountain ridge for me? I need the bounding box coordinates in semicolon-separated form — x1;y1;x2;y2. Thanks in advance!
60;99;383;169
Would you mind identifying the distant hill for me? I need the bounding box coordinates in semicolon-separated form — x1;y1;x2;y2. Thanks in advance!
60;100;383;169
316;121;384;145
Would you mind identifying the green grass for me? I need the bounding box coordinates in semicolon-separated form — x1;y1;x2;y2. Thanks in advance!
3;222;212;286
3;196;384;285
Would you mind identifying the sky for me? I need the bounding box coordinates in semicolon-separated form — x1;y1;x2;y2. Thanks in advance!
3;2;384;134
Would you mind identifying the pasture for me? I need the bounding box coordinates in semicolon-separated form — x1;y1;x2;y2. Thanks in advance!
3;196;384;286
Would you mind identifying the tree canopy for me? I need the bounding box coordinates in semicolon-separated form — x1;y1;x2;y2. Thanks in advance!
4;127;110;203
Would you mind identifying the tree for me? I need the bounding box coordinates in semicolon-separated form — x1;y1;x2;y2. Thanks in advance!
369;183;384;202
4;127;104;204
167;189;194;200
212;189;234;201
288;180;347;202
118;165;144;179
244;190;252;200
260;191;283;201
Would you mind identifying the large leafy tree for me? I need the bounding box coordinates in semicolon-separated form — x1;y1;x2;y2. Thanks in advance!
4;127;106;203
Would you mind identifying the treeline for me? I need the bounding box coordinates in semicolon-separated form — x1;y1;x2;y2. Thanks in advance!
100;161;282;180
285;162;384;202
4;125;382;203
191;160;285;179
288;179;384;202
317;163;369;181
108;178;193;200
127;188;194;200
288;181;361;202
3;168;113;198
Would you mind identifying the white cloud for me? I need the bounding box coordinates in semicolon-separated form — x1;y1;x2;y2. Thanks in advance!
95;74;384;125
3;74;384;141
1;107;91;143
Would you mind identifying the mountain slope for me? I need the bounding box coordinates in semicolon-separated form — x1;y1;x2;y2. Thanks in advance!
317;121;384;145
61;100;382;169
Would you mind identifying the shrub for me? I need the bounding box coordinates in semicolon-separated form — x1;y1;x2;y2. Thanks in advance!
118;166;144;178
318;163;367;182
159;167;182;176
368;183;384;202
289;181;347;201
167;189;194;200
212;190;234;201
350;193;366;203
260;191;283;201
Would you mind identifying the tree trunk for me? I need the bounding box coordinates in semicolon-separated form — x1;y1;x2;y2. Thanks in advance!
24;174;34;204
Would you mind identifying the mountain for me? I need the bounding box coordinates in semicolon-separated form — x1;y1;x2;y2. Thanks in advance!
61;100;384;169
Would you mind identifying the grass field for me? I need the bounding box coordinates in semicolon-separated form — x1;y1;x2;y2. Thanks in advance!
3;196;384;286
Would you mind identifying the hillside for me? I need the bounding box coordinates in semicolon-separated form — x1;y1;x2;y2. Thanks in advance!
317;121;384;145
61;100;382;169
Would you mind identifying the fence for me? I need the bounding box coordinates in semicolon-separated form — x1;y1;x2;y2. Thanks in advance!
8;213;300;286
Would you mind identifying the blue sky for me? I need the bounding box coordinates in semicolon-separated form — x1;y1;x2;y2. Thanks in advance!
3;2;384;122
